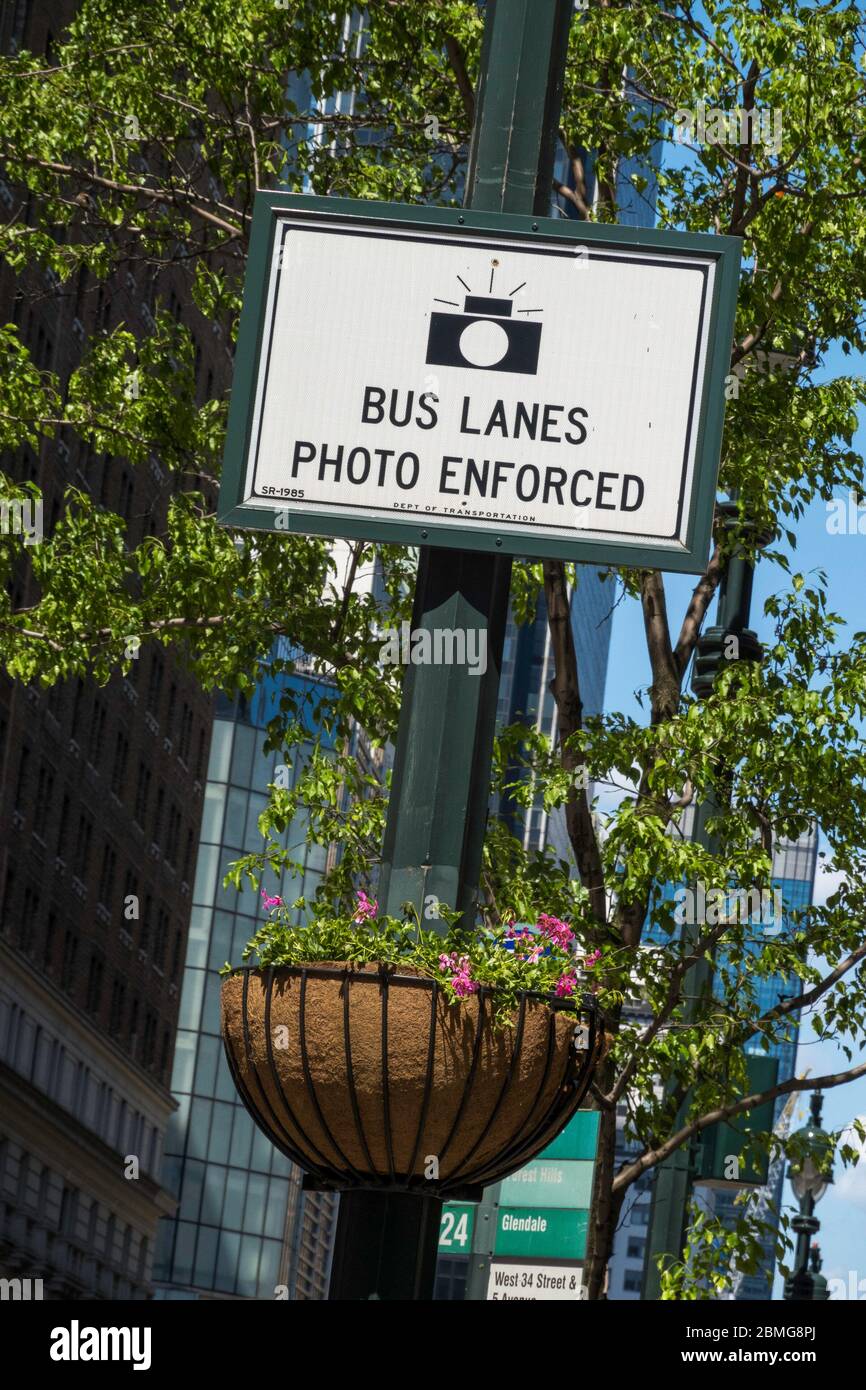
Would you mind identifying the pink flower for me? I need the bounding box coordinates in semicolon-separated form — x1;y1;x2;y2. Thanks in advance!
555;972;577;998
584;949;602;968
537;913;574;950
260;889;282;910
353;889;378;923
452;972;478;998
437;952;478;997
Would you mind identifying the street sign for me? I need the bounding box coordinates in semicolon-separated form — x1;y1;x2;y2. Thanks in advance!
494;1206;588;1260
487;1260;585;1301
438;1203;475;1252
219;193;741;574
541;1108;600;1161
500;1158;594;1208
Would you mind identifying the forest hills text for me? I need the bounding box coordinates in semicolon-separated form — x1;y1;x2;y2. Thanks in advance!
268;386;647;516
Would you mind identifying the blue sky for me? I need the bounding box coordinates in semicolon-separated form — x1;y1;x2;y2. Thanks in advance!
601;337;866;1297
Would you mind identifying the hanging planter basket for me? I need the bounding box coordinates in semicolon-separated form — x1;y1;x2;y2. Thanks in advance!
221;962;602;1199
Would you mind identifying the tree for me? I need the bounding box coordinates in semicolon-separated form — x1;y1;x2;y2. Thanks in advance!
1;0;865;1300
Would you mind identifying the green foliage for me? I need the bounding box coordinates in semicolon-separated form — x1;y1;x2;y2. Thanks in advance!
0;0;865;1300
224;894;594;1027
659;1199;792;1300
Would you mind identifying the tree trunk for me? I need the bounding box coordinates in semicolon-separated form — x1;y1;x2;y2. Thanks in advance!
583;1049;624;1300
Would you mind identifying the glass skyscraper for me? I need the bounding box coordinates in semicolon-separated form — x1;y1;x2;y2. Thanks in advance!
703;831;817;1300
153;658;342;1300
606;820;818;1300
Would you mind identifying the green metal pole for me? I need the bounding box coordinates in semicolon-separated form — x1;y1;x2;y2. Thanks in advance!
327;0;574;1301
642;503;763;1299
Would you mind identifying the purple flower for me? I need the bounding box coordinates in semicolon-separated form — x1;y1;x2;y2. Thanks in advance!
437;952;478;997
260;889;282;910
555;972;577;998
353;889;378;923
537;913;574;950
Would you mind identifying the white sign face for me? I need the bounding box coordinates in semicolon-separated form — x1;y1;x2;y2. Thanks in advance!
487;1260;585;1301
221;199;739;570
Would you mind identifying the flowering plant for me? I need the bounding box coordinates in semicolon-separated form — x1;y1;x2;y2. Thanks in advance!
225;890;601;1025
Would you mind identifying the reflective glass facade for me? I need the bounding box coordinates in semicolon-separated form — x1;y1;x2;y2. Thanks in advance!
153;672;339;1299
496;567;613;858
607;822;818;1300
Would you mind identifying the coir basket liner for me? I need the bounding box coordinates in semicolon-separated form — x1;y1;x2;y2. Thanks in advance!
221;962;601;1196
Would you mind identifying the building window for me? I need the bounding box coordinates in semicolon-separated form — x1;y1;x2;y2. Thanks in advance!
9;0;31;52
140;895;152;953
104;1213;116;1262
166;683;177;741
626;1237;645;1260
86;954;104;1015
128;997;140;1056
165;804;181;866
623;1270;643;1293
170;929;182;982
42;910;58;971
87;701;106;768
57;794;71;858
109;975;126;1034
98;843;117;908
153;907;168;970
147;652;163;715
434;1255;469;1301
133;762;151;826
34;762;55;837
142;1010;157;1069
630;1205;651;1226
14;744;30;810
74;813;93;878
118;471;133;521
70;679;85;740
19;884;40;955
59;1185;78;1237
60;929;78;992
110;732;129;796
179;703;193;763
181;829;194;883
1;864;16;933
152;785;165;844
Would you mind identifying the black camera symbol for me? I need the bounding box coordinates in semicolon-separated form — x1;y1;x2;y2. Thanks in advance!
426;294;541;375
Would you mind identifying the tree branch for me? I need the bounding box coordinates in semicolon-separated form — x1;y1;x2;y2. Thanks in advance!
542;558;607;925
674;539;724;678
613;1064;866;1193
12;154;246;238
444;35;475;128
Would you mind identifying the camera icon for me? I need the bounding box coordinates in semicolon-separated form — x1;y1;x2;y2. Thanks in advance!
426;293;542;375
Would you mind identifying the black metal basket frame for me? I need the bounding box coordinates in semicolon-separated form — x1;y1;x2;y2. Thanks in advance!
222;963;601;1200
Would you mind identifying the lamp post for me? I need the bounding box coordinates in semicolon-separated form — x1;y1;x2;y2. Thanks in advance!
784;1092;834;1301
808;1243;830;1301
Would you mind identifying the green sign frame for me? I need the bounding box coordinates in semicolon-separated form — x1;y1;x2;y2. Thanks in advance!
539;1109;599;1162
438;1203;475;1252
500;1159;595;1209
495;1206;588;1260
218;192;741;574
